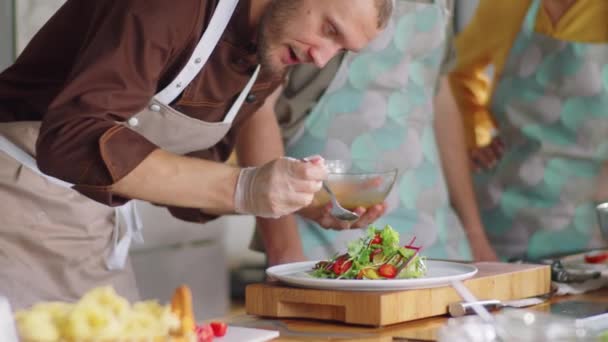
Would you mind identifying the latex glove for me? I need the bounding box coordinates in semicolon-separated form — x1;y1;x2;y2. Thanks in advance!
235;156;327;218
298;202;387;230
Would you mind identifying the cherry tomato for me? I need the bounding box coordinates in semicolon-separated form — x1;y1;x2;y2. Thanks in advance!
584;251;608;264
210;321;228;337
371;234;383;245
378;264;397;278
332;257;353;275
194;323;214;342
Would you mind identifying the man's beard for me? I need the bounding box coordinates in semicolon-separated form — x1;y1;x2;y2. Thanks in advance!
256;23;283;75
256;0;300;75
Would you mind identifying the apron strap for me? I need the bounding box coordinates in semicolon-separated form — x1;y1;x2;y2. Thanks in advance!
523;0;542;36
0;296;19;342
154;0;240;105
0;134;142;271
107;201;144;271
223;65;261;123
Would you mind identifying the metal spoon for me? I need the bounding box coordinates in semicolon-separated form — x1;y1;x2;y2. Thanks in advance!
322;181;360;221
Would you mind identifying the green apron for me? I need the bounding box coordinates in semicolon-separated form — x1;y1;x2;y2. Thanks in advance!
476;0;608;260
286;0;472;260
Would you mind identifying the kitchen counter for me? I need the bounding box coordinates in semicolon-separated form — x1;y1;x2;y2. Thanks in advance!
221;288;608;341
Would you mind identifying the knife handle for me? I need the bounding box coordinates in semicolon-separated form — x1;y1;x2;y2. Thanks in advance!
448;300;502;317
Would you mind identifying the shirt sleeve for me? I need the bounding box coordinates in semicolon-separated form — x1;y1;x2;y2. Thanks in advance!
448;0;499;148
36;0;201;206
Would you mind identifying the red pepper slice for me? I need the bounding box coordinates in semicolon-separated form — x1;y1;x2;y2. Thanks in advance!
584;251;608;264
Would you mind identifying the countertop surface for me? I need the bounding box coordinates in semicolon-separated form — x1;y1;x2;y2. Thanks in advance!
222;288;608;341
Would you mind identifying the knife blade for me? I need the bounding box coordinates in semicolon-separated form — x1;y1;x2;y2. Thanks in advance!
448;296;548;317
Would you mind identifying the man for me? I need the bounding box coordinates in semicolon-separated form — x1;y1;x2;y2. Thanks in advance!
0;0;392;308
252;0;496;265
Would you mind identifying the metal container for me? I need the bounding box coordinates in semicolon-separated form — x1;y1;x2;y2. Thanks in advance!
595;202;608;241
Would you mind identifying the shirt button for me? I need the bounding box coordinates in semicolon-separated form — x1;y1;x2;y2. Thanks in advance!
194;57;202;64
246;93;256;103
176;82;182;88
149;104;161;112
128;117;139;127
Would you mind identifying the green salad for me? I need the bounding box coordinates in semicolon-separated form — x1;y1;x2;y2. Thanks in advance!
311;225;426;280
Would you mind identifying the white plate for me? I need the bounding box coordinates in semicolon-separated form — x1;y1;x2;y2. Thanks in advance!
266;260;478;291
217;326;279;342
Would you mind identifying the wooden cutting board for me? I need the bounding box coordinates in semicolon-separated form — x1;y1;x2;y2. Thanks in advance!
245;262;551;327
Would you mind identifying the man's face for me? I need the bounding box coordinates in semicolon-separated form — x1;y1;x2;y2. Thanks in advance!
257;0;381;75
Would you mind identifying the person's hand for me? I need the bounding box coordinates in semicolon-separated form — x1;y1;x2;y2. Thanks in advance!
470;136;504;172
297;202;387;230
469;235;499;261
234;156;327;218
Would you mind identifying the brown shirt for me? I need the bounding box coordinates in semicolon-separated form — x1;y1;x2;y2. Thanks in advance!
0;0;282;217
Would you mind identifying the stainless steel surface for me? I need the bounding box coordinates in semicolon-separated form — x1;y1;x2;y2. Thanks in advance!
449;297;548;317
322;181;360;221
450;280;495;323
595;202;608;240
449;300;502;317
550;260;601;283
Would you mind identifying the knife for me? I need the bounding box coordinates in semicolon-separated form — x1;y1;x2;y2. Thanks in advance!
448;296;548;317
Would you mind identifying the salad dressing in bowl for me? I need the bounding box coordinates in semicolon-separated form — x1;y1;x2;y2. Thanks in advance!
312;160;398;210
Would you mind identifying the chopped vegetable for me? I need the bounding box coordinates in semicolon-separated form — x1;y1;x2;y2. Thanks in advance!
194;323;214;342
311;225;426;280
371;234;382;245
378;264;397;278
331;256;353;275
210;321;227;337
584;251;608;264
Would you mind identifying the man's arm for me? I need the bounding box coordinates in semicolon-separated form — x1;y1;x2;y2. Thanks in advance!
112;150;240;214
35;0;326;216
434;77;497;261
236;87;306;265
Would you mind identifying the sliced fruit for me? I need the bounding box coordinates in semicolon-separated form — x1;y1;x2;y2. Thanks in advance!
378;264;397;279
362;268;380;279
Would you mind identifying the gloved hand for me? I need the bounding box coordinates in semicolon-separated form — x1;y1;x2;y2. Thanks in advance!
234;156;328;218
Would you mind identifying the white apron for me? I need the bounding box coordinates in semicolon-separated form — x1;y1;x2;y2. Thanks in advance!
0;0;260;309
